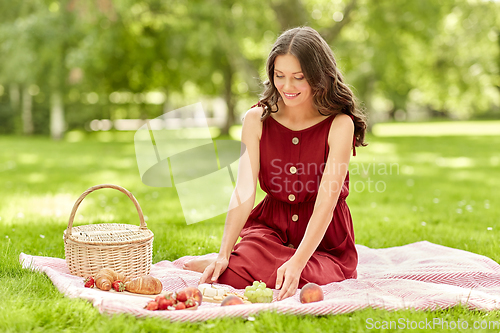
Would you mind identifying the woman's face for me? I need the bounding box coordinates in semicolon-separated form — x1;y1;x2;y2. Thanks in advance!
273;54;313;109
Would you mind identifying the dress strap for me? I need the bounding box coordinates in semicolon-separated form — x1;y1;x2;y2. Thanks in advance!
251;101;263;108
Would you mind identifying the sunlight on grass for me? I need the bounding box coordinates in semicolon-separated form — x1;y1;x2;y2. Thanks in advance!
373;120;500;137
64;130;86;142
409;152;441;164
229;125;242;140
435;156;474;168
362;141;397;155
27;172;47;183
1;193;76;225
82;170;128;185
17;153;40;165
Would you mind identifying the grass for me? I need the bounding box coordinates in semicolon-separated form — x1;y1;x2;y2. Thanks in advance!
1;123;500;332
372;120;500;137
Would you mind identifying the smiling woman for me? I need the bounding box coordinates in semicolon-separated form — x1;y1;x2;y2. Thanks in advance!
184;26;368;301
258;26;367;141
273;54;312;108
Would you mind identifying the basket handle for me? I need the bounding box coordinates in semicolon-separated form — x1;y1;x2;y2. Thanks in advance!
67;184;147;235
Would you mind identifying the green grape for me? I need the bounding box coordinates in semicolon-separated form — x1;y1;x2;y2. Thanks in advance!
260;295;272;303
245;290;255;300
246;281;273;303
245;286;257;292
245;284;255;292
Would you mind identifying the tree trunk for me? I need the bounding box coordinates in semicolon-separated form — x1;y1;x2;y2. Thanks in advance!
9;84;20;112
22;85;34;135
271;0;309;30
363;76;376;132
221;63;235;136
321;0;357;43
50;91;65;140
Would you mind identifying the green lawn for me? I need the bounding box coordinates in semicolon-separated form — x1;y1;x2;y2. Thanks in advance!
1;124;500;332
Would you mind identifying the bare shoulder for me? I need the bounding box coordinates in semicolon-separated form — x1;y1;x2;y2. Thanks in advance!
331;113;354;129
328;113;354;144
241;106;264;141
242;106;264;123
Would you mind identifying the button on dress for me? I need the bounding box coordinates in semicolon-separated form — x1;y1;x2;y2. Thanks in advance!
217;113;358;289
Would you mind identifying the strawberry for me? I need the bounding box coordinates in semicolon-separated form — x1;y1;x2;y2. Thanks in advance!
176;290;188;302
159;297;174;310
155;295;165;303
145;301;158;311
112;280;125;292
164;297;175;307
184;298;197;308
84;276;95;288
175;302;186;310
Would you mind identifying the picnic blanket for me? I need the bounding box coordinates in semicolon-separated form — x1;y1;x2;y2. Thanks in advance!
19;241;500;322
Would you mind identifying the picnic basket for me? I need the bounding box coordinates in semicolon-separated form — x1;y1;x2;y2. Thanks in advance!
63;184;154;278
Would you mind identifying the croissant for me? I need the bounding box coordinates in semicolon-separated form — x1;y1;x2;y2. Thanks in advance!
125;275;162;295
116;272;129;283
95;268;128;291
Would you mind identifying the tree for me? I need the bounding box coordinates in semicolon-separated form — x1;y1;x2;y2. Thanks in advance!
0;0;82;138
1;0;498;138
179;0;276;135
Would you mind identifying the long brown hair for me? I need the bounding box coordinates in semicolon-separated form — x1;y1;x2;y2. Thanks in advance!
259;26;367;148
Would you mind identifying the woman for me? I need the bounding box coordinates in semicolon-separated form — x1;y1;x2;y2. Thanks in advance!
184;26;367;301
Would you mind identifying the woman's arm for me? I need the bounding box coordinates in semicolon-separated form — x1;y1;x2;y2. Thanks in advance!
275;113;354;300
199;107;262;283
218;107;262;258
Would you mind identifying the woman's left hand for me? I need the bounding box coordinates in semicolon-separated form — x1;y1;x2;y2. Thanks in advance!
275;257;305;301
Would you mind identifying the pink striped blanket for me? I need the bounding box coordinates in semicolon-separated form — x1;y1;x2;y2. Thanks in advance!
19;241;500;322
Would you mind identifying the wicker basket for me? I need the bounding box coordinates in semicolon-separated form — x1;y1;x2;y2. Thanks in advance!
63;184;154;278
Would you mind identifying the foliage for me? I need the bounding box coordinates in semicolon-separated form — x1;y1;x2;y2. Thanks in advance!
327;0;500;120
0;0;499;135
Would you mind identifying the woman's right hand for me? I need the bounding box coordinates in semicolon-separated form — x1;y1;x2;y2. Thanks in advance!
199;255;229;284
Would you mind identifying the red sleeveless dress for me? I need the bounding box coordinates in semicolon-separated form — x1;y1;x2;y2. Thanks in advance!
217;112;358;289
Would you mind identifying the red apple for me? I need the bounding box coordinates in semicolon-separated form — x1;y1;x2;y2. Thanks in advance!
299;283;324;304
221;295;244;306
184;287;203;305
